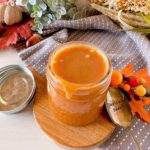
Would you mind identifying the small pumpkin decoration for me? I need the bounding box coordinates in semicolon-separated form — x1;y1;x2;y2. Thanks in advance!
0;0;23;25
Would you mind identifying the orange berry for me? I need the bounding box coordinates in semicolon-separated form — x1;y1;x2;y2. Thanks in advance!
111;70;123;86
26;34;42;47
134;85;146;97
123;84;131;92
139;78;146;84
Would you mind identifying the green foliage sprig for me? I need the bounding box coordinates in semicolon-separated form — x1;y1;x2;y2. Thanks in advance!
26;0;76;33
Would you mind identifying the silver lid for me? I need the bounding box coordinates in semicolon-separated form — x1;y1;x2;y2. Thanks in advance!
0;65;36;113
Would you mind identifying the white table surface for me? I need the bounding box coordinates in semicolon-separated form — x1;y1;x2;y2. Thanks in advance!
0;48;66;150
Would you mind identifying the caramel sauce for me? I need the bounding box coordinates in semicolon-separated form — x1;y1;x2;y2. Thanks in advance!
51;45;108;99
47;42;111;125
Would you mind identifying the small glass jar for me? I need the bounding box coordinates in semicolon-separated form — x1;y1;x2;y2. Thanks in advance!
46;41;112;126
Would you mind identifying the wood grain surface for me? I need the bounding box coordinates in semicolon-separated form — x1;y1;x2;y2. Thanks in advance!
32;69;116;149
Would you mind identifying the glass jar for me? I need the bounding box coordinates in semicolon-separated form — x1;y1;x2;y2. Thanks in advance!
46;41;112;126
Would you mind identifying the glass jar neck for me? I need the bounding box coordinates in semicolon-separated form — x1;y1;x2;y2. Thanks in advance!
47;63;112;101
47;41;112;100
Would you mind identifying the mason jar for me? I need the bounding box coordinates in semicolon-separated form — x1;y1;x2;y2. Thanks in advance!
46;41;112;126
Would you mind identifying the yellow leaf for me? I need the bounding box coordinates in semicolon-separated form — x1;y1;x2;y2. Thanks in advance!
143;14;150;26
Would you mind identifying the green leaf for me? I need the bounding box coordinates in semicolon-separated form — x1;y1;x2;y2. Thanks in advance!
29;0;36;5
34;18;40;24
121;28;150;35
143;14;150;26
31;12;36;18
47;14;53;19
29;0;77;33
19;0;28;5
37;11;43;17
37;22;43;29
59;6;66;15
67;7;76;18
32;22;43;34
43;16;51;23
39;2;47;11
50;14;57;21
27;3;33;12
33;5;40;11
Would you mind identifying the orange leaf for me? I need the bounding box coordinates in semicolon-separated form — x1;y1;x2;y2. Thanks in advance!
135;68;148;78
120;64;150;123
121;64;150;88
0;19;33;49
135;68;150;88
142;97;150;105
129;99;150;123
121;64;134;76
142;78;150;88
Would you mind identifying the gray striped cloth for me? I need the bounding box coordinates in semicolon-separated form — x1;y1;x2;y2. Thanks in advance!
19;15;150;150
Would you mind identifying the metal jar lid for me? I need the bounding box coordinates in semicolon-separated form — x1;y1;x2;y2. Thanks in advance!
0;65;36;113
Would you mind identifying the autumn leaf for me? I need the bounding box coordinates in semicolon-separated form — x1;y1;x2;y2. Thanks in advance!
0;19;33;49
120;64;150;123
0;0;8;2
121;64;134;76
129;98;150;123
128;86;150;124
135;68;150;88
121;64;150;88
142;97;150;105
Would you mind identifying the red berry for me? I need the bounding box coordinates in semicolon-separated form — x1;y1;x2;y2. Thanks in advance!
128;77;139;87
123;84;131;92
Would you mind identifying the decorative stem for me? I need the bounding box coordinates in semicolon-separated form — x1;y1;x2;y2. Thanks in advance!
128;128;141;150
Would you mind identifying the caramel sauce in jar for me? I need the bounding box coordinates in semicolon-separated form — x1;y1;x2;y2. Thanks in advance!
46;41;112;126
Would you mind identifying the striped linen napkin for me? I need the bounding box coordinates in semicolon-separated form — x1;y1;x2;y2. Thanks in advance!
19;15;150;150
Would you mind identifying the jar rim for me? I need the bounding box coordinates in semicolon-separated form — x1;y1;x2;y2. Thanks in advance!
47;41;112;89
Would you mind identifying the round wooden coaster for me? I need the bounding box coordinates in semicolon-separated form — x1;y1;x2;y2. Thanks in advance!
32;70;115;149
